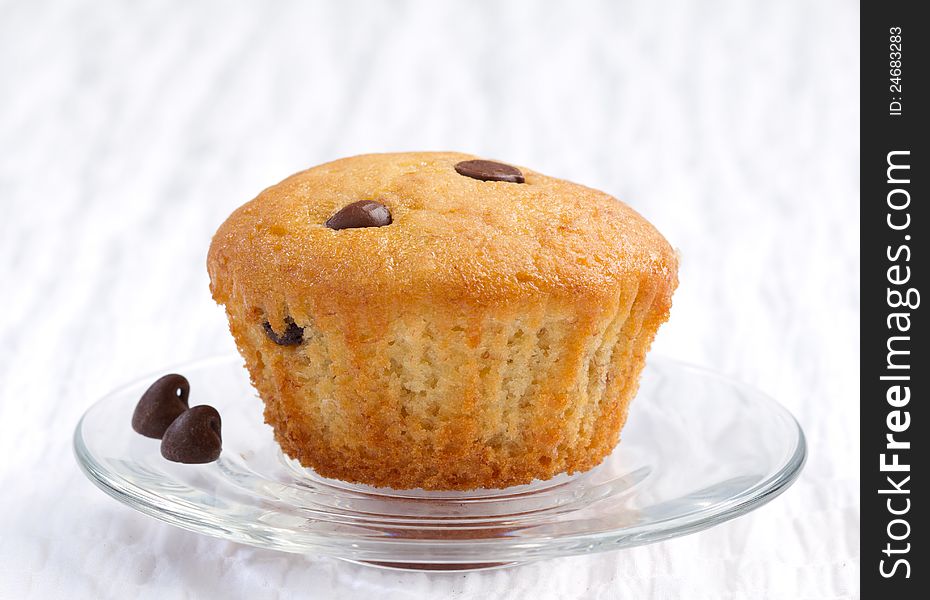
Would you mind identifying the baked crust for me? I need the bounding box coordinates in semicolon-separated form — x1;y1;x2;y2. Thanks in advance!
208;152;678;490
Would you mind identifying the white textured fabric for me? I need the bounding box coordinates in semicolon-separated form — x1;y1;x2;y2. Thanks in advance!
0;0;859;598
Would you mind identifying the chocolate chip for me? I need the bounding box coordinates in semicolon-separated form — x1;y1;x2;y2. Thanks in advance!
263;319;304;345
325;200;392;230
454;160;525;183
132;374;190;439
160;405;222;464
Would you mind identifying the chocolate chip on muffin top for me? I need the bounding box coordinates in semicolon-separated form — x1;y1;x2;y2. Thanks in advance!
325;200;392;230
454;159;525;183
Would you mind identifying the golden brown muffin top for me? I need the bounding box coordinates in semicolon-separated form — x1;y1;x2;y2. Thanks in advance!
208;152;677;322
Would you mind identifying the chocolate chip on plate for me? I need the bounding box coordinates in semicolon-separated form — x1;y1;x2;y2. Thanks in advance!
131;374;191;439
454;160;525;183
324;200;392;230
263;319;304;346
160;405;223;464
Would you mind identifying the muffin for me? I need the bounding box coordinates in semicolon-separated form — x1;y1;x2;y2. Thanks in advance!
207;152;678;490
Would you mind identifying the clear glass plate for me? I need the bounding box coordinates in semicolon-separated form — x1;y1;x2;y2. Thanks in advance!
74;356;806;571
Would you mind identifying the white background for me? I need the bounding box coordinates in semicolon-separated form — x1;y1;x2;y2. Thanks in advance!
0;0;859;598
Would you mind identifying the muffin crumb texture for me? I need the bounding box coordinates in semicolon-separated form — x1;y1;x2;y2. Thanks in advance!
209;152;677;490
